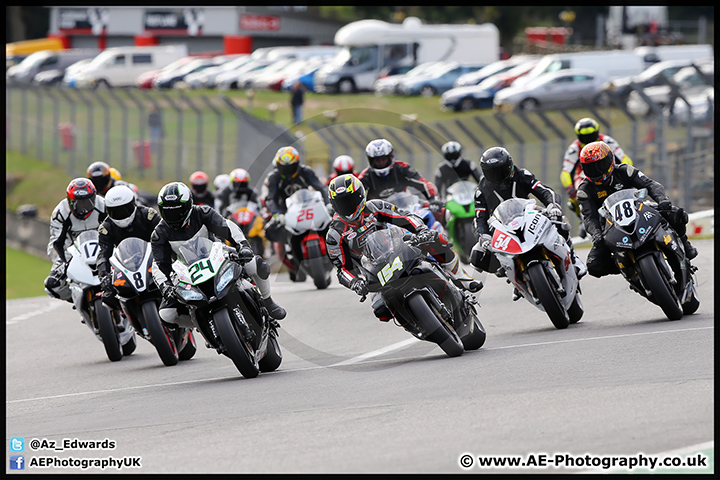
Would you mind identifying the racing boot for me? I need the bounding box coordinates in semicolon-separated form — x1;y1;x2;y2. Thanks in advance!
441;255;483;293
566;237;587;279
512;287;523;301
262;296;287;320
372;295;393;322
680;235;698;260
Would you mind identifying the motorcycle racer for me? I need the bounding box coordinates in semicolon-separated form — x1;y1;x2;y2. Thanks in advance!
326;174;482;322
434;141;482;199
215;168;261;215
44;178;107;302
150;182;286;327
577;141;697;278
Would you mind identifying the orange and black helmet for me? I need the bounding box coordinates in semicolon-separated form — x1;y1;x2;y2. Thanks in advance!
580;141;615;186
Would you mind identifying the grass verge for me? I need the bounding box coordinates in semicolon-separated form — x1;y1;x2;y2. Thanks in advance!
6;247;53;300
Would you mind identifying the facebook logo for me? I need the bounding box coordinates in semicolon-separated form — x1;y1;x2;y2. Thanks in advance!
10;437;25;451
10;455;25;470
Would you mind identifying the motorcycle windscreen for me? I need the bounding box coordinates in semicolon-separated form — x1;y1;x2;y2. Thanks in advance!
115;238;149;270
384;192;420;213
446;181;476;204
176;236;215;265
491;197;536;226
360;226;406;271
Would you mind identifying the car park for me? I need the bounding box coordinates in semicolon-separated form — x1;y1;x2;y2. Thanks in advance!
453;55;537;88
494;68;609;112
32;58;92;86
7;49;99;85
627;62;714;116
155;56;219;89
441;59;538;112
665;86;713;126
373;61;444;96
397;61;486;97
184;54;250;89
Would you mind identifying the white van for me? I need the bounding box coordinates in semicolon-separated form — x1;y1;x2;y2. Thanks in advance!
634;44;714;65
513;50;645;88
74;45;188;88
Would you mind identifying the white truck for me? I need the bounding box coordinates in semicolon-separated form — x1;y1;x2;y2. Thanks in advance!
314;16;500;93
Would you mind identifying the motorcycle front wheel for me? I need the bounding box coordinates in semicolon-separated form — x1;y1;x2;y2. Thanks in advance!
94;298;123;362
460;316;486;351
407;293;464;358
213;307;259;379
526;263;569;329
637;255;683;320
141;301;179;366
258;331;282;372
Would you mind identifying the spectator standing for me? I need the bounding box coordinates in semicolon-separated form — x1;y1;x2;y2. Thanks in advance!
290;81;305;124
148;104;164;153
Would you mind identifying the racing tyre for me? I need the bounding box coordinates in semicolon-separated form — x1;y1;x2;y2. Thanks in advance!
214;307;259;378
122;335;137;356
142;301;179;366
407;293;464;358
94;298;123;362
307;243;332;290
460;316;486;351
568;292;584;324
258;331;282;372
526;263;569;329
178;330;197;360
682;281;700;315
637;255;683;320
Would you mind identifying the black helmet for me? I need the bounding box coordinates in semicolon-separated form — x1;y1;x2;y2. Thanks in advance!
157;182;193;229
86;161;113;195
574;117;600;146
328;174;366;222
480;147;514;186
441;141;462;165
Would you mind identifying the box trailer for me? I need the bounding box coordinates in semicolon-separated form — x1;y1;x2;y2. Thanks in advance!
314;16;499;93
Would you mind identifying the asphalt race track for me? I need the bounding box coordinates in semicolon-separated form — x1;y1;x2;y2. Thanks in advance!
6;240;714;474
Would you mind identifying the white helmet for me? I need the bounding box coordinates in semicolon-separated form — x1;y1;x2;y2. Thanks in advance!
105;185;137;228
441;141;463;166
332;155;355;175
365;138;394;177
213;173;231;191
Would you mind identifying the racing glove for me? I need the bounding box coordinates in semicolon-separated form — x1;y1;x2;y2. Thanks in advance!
545;203;563;222
230;244;255;264
100;275;116;298
413;228;439;246
349;277;368;297
479;233;493;251
657;200;672;211
160;281;176;301
272;213;285;225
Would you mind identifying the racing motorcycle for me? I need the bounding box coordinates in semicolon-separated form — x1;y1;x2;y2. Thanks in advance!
357;225;486;358
170;236;282;379
487;198;584;329
443;181;478;264
598;188;700;321
225;200;266;258
62;230;135;362
109;237;196;366
283;189;334;290
385;191;444;234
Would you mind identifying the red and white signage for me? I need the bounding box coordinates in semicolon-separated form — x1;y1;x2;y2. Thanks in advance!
240;14;280;31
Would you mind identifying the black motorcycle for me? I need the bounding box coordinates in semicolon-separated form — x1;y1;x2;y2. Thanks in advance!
109;237;196;366
358;225;486;358
599;188;700;321
170;236;282;379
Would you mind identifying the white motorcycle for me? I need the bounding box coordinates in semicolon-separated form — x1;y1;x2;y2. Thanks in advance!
64;230;136;361
487;198;584;329
283;189;334;289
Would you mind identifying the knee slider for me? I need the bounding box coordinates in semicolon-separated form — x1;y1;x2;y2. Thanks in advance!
256;256;270;280
44;275;62;290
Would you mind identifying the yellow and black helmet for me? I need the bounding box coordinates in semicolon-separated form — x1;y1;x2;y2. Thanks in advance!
328;174;366;222
574;117;600;146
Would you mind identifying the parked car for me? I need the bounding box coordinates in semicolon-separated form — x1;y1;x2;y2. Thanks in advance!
453;55;537;88
184;54;250;89
494;68;609;112
602;58;711;104
136;56;195;89
153;57;218;89
397;62;487;97
373;61;444;96
215;58;275;90
251;57;324;91
441;59;538;112
238;57;299;90
281;61;327;92
7;49;99;84
626;62;714;116
666;86;713;126
33;58;93;86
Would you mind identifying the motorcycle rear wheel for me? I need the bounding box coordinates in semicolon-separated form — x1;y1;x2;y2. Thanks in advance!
258;331;282;372
637;255;683;320
460;316;486;351
142;301;179;366
526;263;569;329
307;244;332;290
407;293;464;358
94;298;123;362
214;307;259;378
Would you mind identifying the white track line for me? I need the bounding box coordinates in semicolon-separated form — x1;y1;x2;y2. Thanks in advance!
7;301;64;325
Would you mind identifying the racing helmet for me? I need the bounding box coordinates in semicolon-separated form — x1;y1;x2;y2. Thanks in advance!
109;167;122;181
189;171;210;195
328;174;366;222
574;117;600;146
157;182;193;229
86;161;112;195
441;141;463;166
365;138;394;177
213;174;231;192
274;146;301;179
105;185;137;228
332;155;355;176
580;141;615;186
479;147;515;186
230;168;251;193
66;178;97;220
